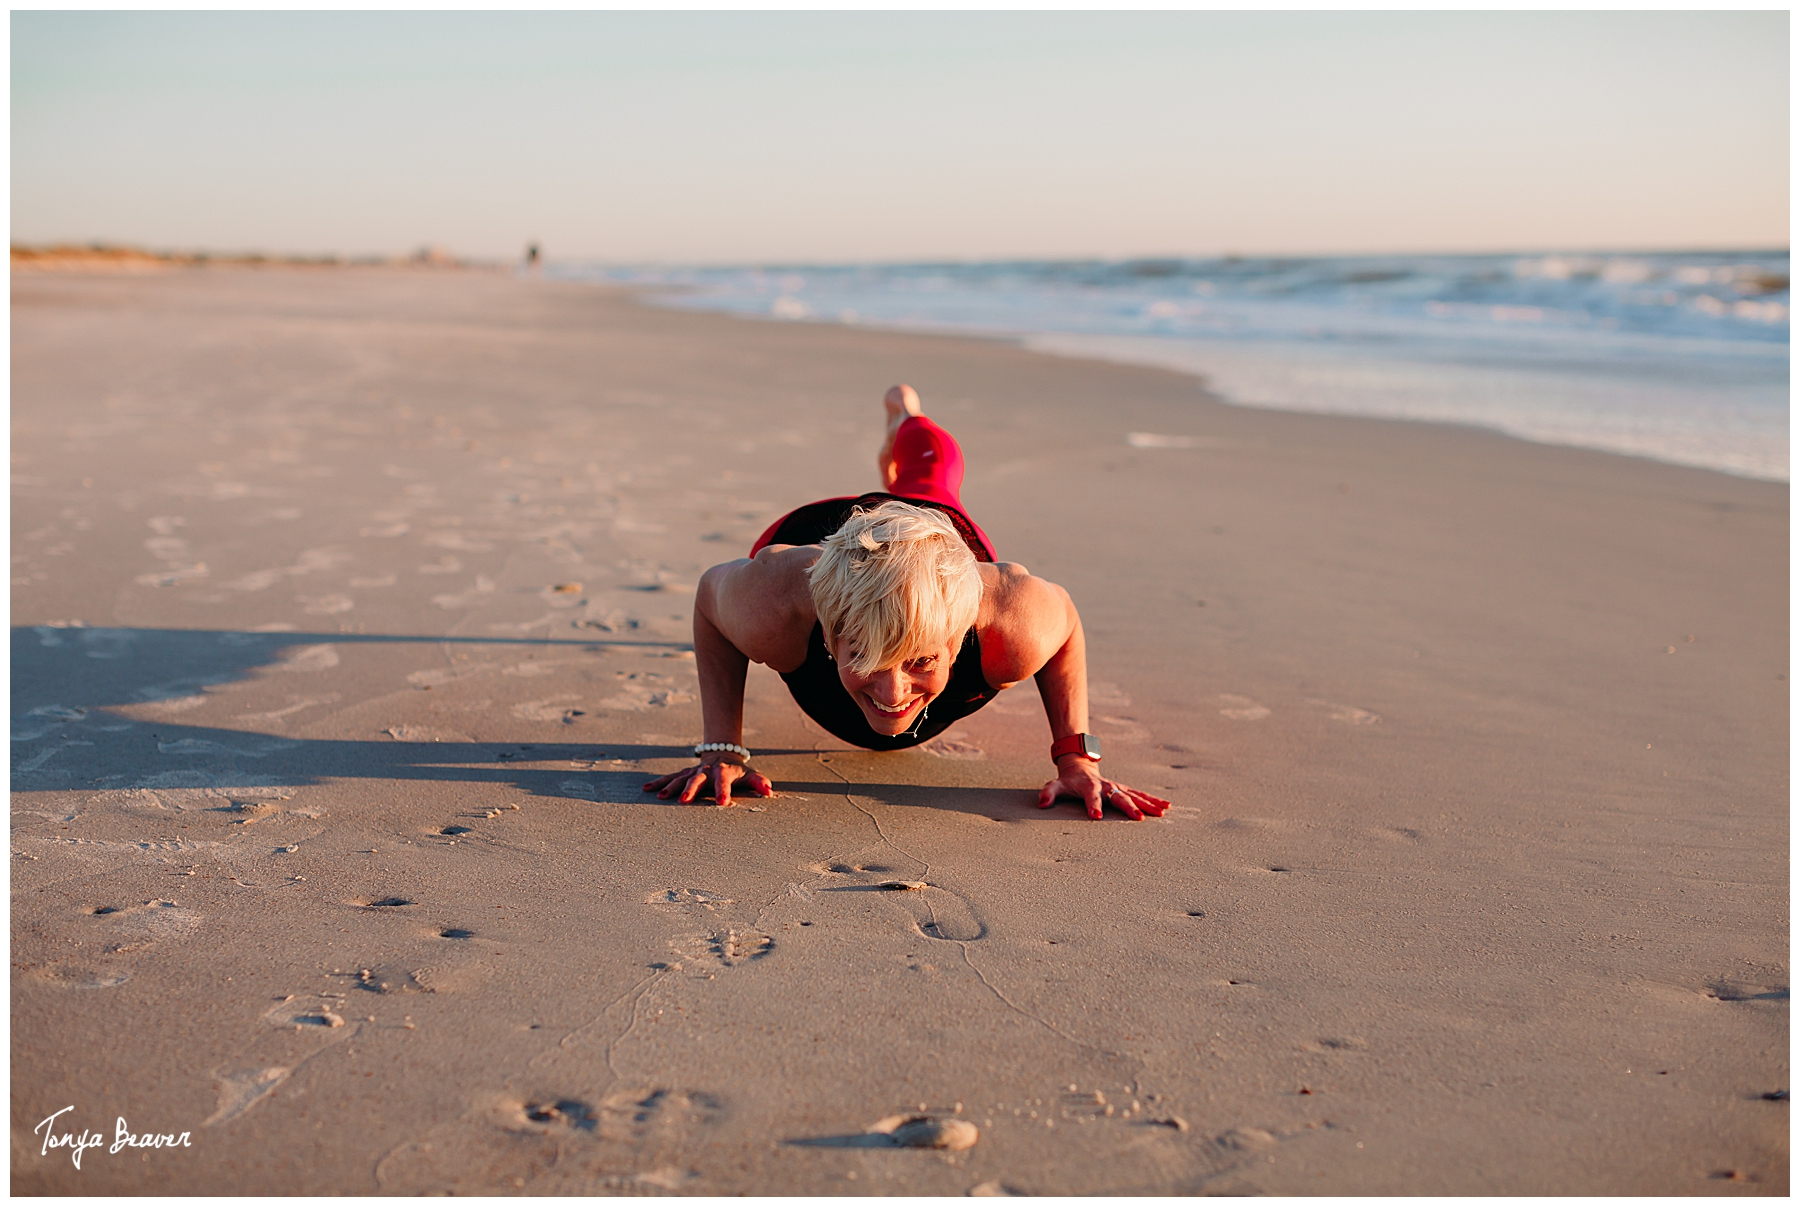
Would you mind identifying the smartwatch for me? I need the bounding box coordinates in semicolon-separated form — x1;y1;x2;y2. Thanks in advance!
1050;733;1103;762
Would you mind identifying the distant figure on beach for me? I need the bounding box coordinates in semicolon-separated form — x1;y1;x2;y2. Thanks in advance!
644;385;1170;820
525;242;540;270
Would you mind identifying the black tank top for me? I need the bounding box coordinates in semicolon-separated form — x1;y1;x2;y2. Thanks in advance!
780;622;1000;751
767;491;999;751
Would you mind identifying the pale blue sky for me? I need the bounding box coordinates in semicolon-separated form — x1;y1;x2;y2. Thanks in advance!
11;11;1789;263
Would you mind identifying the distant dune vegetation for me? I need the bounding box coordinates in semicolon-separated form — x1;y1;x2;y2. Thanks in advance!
11;243;470;270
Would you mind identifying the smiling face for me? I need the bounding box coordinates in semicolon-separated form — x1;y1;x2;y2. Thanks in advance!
832;636;957;736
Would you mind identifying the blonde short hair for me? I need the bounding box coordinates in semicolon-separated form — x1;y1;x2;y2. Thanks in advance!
809;501;982;676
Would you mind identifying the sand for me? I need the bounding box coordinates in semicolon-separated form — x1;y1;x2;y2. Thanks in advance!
10;266;1787;1194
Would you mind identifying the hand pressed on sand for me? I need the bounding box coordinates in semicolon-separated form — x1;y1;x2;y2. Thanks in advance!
642;759;773;808
1037;759;1170;821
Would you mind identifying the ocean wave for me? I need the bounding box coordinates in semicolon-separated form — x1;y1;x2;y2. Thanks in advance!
555;250;1788;482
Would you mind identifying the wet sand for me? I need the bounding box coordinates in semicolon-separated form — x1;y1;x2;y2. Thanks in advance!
11;266;1787;1194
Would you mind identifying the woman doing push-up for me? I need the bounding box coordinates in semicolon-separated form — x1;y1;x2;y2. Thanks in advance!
643;385;1170;821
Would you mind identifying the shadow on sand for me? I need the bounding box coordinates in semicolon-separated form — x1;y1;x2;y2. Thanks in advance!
11;626;1039;818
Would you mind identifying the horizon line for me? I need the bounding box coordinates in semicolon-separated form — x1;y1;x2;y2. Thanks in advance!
12;241;1791;270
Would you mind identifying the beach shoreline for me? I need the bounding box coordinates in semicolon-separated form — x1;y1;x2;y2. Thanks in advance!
583;250;1790;485
11;267;1787;1194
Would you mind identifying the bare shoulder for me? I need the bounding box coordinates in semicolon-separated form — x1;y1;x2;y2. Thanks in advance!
976;562;1076;687
699;544;819;670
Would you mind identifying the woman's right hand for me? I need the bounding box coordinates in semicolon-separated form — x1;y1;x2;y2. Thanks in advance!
642;757;773;808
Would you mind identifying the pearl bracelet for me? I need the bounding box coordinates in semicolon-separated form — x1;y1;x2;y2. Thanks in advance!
693;742;751;762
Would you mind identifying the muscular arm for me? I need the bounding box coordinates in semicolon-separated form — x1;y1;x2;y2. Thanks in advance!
692;588;752;754
690;546;817;738
981;567;1169;822
644;546;816;806
1028;586;1090;743
976;566;1086;729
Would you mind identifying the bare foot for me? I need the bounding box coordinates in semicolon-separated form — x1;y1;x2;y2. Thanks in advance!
878;384;924;488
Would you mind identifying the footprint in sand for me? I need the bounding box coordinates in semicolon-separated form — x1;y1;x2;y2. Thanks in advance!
1216;1126;1278;1151
97;780;302;817
13;703;88;742
597;671;695;711
645;888;771;969
236;990;373;1111
521;1097;598;1131
204;1067;291;1127
580;610;643;634
645;888;734;914
27;964;133;990
512;696;587;724
1198;1122;1340;1195
667;929;775;967
815;862;986;942
1305;698;1381;725
264;995;348;1030
1217;695;1270;722
85;899;203;954
376;1086;725;1194
354;964;486;1000
900;884;985;943
357;964;442;995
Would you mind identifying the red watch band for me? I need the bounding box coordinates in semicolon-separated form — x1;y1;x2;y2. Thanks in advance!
1050;733;1102;762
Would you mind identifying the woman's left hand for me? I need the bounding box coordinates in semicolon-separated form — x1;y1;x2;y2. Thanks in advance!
1037;759;1171;821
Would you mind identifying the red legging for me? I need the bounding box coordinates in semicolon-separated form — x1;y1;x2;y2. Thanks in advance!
887;413;968;508
749;415;996;560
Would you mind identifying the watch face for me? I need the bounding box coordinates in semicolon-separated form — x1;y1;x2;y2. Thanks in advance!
1081;734;1103;760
